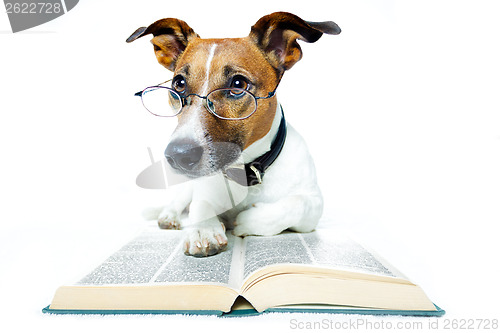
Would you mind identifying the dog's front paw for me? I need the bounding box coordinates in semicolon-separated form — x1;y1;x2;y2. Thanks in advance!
157;208;181;230
183;221;228;257
233;203;288;237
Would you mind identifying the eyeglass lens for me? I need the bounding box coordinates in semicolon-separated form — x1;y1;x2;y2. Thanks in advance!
206;89;256;119
141;87;257;119
141;86;182;117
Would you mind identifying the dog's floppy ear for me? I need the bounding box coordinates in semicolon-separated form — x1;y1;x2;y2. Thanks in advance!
249;12;340;71
126;18;199;71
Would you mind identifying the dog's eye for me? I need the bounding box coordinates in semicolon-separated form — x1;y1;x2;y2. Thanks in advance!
230;76;249;91
172;76;186;93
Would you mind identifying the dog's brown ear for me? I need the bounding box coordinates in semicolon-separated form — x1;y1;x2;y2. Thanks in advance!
126;18;199;71
249;12;340;71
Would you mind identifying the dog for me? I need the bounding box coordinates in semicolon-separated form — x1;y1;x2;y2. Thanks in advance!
127;12;340;257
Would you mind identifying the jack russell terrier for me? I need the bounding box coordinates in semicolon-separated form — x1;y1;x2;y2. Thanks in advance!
127;12;341;257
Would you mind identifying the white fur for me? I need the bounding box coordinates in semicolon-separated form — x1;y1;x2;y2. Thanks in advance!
201;44;217;95
154;102;323;256
168;43;218;150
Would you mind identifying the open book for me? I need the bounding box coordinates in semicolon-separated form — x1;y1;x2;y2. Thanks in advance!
44;226;444;316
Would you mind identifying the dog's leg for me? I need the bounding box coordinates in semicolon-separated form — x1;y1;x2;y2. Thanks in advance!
183;200;228;257
156;183;193;230
233;193;323;237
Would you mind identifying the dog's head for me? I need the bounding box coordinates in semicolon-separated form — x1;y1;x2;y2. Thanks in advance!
127;12;340;178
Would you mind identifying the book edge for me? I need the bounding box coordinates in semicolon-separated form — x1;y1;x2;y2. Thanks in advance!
41;305;224;316
42;303;445;317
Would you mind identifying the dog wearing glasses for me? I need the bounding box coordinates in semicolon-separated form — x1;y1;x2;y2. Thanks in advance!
127;12;341;256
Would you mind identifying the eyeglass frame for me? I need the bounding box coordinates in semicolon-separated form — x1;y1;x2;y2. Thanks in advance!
134;77;281;120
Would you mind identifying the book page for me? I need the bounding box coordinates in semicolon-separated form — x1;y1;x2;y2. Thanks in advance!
78;228;183;285
77;227;238;286
300;231;396;277
153;234;236;285
243;233;313;279
242;231;397;280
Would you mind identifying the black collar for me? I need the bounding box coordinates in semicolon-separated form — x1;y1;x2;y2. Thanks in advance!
225;107;287;186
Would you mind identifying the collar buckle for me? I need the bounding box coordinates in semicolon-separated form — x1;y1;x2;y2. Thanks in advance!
249;165;263;185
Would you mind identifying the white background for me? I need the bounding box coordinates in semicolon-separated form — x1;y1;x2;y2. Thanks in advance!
1;0;499;332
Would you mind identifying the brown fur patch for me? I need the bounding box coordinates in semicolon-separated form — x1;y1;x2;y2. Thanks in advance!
173;37;279;150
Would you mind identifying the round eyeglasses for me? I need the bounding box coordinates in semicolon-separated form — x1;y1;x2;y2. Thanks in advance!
135;80;279;120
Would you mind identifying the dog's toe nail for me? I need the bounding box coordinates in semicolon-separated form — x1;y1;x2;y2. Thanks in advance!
215;235;222;244
215;235;227;245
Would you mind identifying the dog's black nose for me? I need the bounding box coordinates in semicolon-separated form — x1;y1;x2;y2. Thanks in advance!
165;139;203;172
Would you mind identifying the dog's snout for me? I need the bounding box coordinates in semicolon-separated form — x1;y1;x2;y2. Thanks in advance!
165;139;203;172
